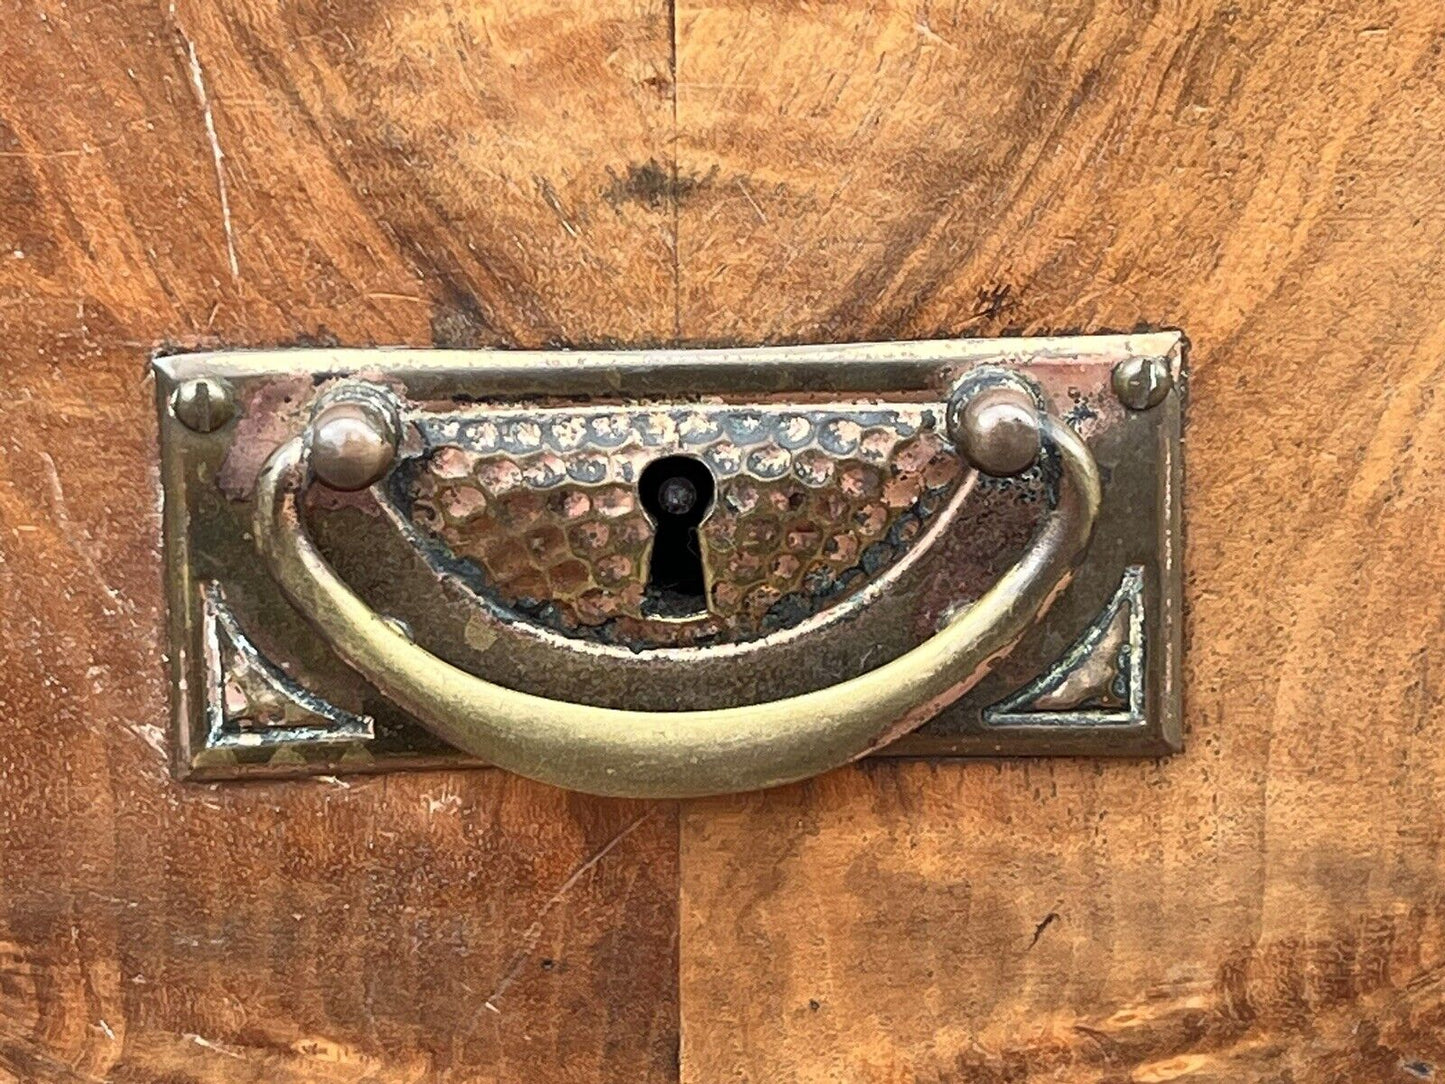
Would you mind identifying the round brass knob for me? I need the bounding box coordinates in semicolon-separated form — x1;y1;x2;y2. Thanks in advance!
950;385;1041;477
309;400;398;491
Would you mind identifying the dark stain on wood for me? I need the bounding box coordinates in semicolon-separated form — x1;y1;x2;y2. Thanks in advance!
602;160;716;211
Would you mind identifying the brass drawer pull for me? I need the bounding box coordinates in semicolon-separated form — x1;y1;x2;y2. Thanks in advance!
155;337;1184;788
250;382;1100;797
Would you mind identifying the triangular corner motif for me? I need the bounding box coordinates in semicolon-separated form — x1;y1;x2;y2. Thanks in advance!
984;566;1145;727
202;583;374;749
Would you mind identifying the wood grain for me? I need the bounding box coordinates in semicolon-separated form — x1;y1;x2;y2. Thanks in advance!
676;0;1445;1080
0;0;679;1080
6;0;1445;1080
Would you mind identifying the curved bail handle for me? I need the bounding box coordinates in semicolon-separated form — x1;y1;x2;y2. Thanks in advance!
252;382;1102;798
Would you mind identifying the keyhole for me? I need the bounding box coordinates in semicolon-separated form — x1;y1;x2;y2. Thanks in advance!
638;455;716;616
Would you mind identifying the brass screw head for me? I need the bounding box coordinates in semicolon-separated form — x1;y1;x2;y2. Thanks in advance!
1112;356;1173;411
309;400;398;491
170;377;236;433
949;385;1041;477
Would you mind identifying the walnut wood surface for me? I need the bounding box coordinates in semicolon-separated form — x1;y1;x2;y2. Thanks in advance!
676;1;1445;1082
0;0;678;1080
3;0;1445;1081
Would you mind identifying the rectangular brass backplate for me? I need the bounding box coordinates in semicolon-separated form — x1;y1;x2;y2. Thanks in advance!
157;334;1184;781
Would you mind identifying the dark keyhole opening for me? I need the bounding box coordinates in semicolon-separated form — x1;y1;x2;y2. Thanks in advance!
638;455;716;616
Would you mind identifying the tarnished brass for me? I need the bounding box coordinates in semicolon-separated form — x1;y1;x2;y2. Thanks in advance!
309;394;399;492
251;391;1095;797
170;376;236;434
951;385;1042;477
155;334;1185;789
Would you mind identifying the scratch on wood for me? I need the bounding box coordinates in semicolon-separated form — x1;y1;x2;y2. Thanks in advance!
914;20;956;49
534;176;580;238
361;292;427;305
177;26;240;282
125;721;168;760
1028;911;1059;949
477;808;656;1016
40;451;122;606
735;177;767;224
184;1033;245;1059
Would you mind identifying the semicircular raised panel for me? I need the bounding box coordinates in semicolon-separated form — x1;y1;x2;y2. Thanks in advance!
400;403;964;648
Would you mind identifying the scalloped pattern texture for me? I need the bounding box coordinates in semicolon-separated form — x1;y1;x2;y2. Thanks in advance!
406;405;963;647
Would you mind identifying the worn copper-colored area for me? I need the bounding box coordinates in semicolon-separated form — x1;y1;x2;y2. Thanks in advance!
405;406;960;646
203;583;374;753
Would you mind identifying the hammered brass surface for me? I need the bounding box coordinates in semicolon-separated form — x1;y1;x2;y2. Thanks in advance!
405;406;962;647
